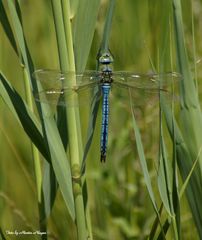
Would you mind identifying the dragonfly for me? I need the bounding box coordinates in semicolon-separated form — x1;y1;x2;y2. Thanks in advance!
34;52;181;163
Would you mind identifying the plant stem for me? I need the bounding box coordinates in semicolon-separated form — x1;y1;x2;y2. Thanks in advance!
61;0;83;160
22;65;46;238
51;1;87;239
23;65;42;201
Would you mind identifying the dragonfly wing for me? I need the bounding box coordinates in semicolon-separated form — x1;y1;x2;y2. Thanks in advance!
33;69;102;88
111;72;181;107
112;71;181;91
33;70;102;107
35;82;102;107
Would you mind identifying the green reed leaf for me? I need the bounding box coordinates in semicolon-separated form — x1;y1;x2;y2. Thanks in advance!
4;0;75;220
99;0;116;53
42;157;58;218
0;228;6;240
158;137;172;216
0;2;18;57
149;204;164;240
131;104;159;215
70;0;79;19
73;0;101;71
0;72;49;160
37;101;76;220
170;0;202;237
7;0;30;73
162;101;202;238
156;219;171;240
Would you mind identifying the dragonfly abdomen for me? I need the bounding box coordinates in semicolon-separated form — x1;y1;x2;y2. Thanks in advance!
100;84;111;162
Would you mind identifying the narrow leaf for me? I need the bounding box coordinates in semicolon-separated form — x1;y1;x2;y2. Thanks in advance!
70;0;79;18
149;204;164;240
0;2;18;56
131;103;159;214
40;102;75;220
179;146;202;198
163;102;202;237
0;73;75;220
99;0;116;53
73;0;101;71
158;136;173;215
42;161;58;218
7;0;30;76
0;228;6;240
156;219;171;240
81;90;100;173
0;72;49;160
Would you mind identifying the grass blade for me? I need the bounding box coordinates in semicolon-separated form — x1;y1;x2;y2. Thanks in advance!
7;0;31;77
42;161;58;218
51;0;86;232
167;0;202;237
158;103;181;239
158;132;173;216
73;0;101;71
0;72;49;160
156;219;171;240
179;146;202;199
0;228;6;240
81;91;100;173
149;204;164;240
7;0;75;220
70;0;79;18
131;104;159;218
99;0;116;53
0;2;18;57
40;104;75;220
163;101;202;237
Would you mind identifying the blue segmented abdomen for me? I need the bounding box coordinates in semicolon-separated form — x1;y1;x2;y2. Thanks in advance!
100;84;110;162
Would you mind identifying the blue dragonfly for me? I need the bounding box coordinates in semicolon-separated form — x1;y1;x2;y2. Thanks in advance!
34;52;180;162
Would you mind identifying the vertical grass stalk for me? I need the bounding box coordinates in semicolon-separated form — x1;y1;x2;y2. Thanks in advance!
22;65;47;237
61;0;83;160
51;1;87;239
22;65;42;202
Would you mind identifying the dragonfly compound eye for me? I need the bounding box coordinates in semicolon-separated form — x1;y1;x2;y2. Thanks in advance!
99;53;114;65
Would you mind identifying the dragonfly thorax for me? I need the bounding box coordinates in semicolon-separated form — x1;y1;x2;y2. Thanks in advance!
98;52;114;84
101;69;113;83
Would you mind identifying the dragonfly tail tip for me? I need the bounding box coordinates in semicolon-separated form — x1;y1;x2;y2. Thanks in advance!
100;152;106;162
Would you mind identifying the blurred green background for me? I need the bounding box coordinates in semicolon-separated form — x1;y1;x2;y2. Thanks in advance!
0;0;201;239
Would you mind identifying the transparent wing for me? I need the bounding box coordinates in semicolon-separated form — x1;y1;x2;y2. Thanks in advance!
111;72;181;107
33;70;102;107
112;71;181;91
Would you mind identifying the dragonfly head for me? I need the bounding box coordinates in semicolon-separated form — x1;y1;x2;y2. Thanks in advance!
98;52;114;65
98;52;114;78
